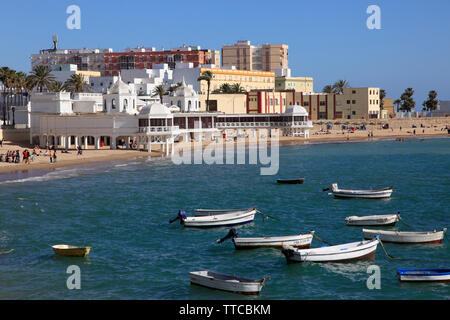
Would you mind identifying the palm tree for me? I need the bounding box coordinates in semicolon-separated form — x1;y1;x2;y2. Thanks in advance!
49;81;67;92
0;67;16;124
332;80;350;94
151;85;166;102
168;82;182;93
219;83;232;93
28;65;55;92
379;89;386;110
422;90;438;111
399;88;415;112
197;70;213;111
64;74;90;93
231;83;246;93
393;99;401;112
322;85;333;93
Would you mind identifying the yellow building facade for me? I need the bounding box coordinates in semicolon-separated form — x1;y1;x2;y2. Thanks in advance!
275;76;314;92
199;67;275;94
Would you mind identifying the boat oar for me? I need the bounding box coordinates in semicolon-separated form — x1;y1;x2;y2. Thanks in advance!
312;233;333;246
256;209;280;222
322;187;330;192
377;236;403;260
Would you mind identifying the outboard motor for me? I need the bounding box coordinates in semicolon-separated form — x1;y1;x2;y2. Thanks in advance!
169;210;187;225
217;229;238;244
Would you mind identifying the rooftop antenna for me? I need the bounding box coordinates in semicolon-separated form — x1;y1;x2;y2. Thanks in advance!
52;34;58;51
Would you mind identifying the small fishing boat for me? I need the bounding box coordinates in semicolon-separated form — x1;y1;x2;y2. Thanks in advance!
189;270;267;295
363;228;447;244
326;183;393;199
276;178;305;184
170;208;257;228
281;239;379;264
52;244;91;257
194;207;255;217
397;269;450;282
217;229;314;249
345;213;400;226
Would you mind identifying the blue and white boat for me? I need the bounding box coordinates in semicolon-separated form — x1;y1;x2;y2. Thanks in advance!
397;269;450;282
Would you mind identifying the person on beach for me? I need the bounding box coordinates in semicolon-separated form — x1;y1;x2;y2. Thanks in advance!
77;145;82;155
0;138;3;147
49;150;53;163
53;150;57;163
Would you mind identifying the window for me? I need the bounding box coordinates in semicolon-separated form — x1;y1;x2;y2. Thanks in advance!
177;100;181;108
352;90;356;94
188;100;192;109
352;111;356;115
124;99;128;109
347;100;351;104
320;101;326;106
270;98;273;105
112;99;116;109
352;100;356;104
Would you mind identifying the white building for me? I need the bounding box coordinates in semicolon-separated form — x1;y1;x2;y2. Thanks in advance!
29;77;312;155
163;78;199;112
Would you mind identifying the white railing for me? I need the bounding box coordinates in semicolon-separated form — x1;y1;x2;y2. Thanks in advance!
139;126;179;134
215;121;313;128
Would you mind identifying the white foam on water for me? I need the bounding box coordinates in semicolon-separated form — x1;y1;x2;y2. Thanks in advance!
0;167;91;185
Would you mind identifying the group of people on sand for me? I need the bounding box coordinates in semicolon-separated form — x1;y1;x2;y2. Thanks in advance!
0;150;21;163
0;144;60;165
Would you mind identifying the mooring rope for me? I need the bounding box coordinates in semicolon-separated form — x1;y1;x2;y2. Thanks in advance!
312;233;333;246
398;215;415;229
377;238;402;260
0;249;14;255
256;209;280;222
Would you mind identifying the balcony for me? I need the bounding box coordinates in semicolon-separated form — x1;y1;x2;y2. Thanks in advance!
139;126;179;134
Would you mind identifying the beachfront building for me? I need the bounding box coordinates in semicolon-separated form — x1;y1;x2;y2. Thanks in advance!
162;79;199;112
246;88;381;120
196;66;275;93
31;44;113;75
104;46;220;76
49;64;101;86
275;76;314;92
28;76;313;152
221;40;289;73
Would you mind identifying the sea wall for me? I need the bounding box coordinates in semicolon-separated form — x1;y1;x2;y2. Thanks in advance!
0;127;30;143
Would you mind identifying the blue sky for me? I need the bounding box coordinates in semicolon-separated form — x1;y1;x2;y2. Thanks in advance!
1;0;449;108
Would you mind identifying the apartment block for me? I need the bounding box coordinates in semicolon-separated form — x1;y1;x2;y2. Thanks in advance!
221;40;288;73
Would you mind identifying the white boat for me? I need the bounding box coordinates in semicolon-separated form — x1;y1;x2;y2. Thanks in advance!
194;207;256;217
345;213;400;226
189;270;267;295
397;269;450;282
170;209;256;228
217;229;314;249
363;228;447;244
281;239;379;263
328;183;393;199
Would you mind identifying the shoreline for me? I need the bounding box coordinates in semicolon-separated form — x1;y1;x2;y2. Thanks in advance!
0;132;448;176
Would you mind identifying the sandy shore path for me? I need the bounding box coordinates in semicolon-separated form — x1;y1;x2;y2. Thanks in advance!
0;146;162;175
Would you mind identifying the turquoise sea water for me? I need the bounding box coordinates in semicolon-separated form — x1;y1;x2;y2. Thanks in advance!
0;137;449;300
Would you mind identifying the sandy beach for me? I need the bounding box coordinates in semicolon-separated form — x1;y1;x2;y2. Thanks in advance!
1;118;449;175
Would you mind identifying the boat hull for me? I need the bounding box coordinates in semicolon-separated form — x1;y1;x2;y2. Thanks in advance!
183;210;256;228
331;183;392;199
194;207;255;217
52;245;91;257
282;240;378;263
276;179;304;184
397;269;450;282
333;191;392;199
345;214;399;226
189;271;265;295
363;229;446;244
233;234;313;250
